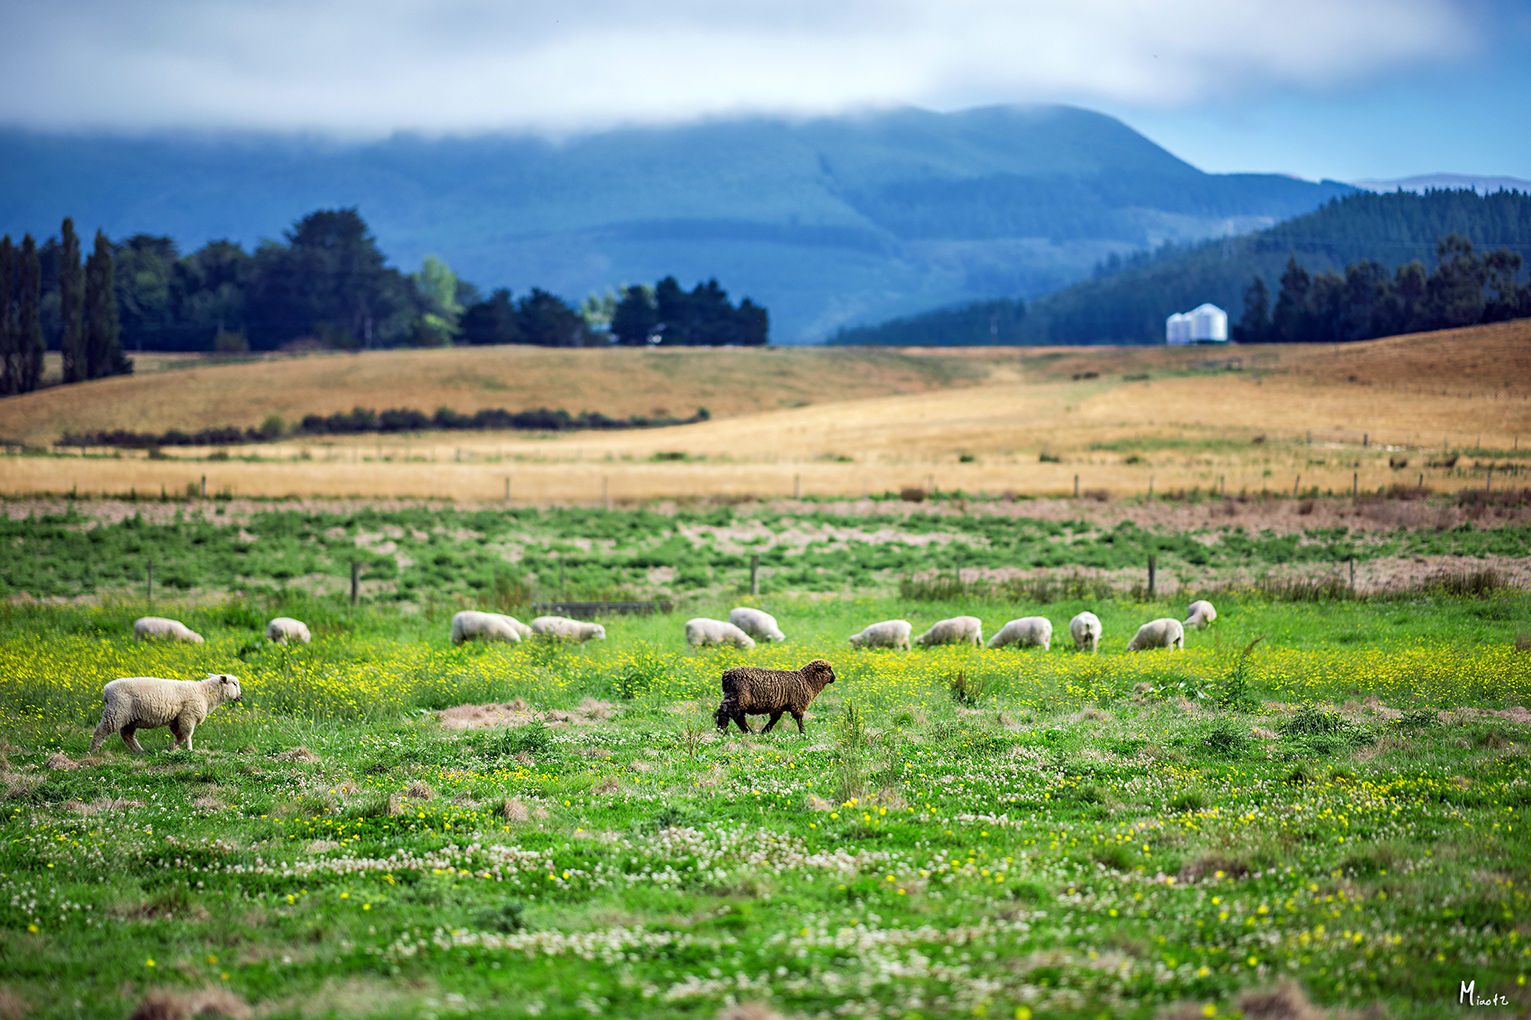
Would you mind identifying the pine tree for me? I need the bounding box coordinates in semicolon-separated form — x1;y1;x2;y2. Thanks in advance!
1234;276;1270;343
86;230;129;378
58;218;85;383
1271;254;1311;342
18;235;44;393
0;236;15;395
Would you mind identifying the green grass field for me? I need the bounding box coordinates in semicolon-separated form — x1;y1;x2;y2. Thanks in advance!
5;496;1529;602
2;583;1529;1020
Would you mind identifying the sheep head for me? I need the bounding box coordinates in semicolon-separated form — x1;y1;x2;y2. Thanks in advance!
208;673;243;702
801;659;836;691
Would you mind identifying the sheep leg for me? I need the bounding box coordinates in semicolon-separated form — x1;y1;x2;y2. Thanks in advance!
119;725;146;754
732;712;752;734
88;720;114;755
172;716;196;751
761;711;784;733
791;711;805;733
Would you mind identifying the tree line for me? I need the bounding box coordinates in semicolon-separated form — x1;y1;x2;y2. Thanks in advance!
1;219;132;394
60;405;712;448
1;208;770;394
1235;233;1531;343
1014;188;1531;346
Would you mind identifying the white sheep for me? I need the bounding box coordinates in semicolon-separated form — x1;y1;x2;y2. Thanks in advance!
1126;618;1184;651
451;610;531;645
686;617;757;649
987;617;1052;650
848;619;913;650
266;617;312;644
914;615;983;648
728;607;785;643
1184;600;1218;630
1068;611;1103;653
530;616;606;642
133;617;204;643
88;674;242;754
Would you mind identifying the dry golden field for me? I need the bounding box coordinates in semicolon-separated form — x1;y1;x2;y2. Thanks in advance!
2;321;1528;501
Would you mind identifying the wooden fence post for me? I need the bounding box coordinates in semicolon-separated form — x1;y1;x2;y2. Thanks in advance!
351;561;360;606
147;560;154;605
750;555;759;596
1147;554;1156;599
1074;474;1079;498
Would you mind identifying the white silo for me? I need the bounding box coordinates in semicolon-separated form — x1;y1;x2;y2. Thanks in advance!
1165;312;1192;345
1188;304;1228;343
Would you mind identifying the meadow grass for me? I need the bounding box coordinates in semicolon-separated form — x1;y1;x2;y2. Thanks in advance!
1;590;1528;1019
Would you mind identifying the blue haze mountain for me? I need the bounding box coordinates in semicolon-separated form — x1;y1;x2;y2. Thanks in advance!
0;105;1354;342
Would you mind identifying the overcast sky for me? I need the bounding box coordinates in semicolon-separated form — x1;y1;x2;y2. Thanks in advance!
3;0;1527;181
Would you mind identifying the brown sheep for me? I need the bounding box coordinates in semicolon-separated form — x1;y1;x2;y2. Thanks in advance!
713;659;836;734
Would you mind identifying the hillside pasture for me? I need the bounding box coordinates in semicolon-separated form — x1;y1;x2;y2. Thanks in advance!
0;322;1528;502
0;589;1528;1020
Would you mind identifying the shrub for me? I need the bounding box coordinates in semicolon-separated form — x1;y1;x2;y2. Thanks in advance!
948;670;987;706
1202;718;1249;756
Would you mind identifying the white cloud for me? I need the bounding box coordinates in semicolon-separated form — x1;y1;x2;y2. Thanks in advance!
0;0;1481;135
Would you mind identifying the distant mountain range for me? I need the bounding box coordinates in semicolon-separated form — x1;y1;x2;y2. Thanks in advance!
0;105;1355;343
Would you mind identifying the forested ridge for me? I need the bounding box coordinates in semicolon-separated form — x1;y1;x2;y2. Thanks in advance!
837;189;1531;346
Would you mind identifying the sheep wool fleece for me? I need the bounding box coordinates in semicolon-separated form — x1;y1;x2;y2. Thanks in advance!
714;659;836;734
89;674;243;754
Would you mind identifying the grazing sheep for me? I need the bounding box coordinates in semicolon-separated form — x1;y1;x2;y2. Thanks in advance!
266;617;312;644
1068;611;1103;653
987;616;1052;650
133;617;204;643
728;607;785;643
1126;618;1184;652
88;674;242;754
451;610;530;645
914;615;983;648
685;617;757;649
848;619;913;650
530;616;606;642
1184;600;1218;630
713;659;837;734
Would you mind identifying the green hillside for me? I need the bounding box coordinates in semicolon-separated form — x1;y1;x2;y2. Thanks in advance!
839;188;1531;345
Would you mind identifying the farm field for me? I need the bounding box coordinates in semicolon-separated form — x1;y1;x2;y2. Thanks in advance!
3;321;1530;502
4;495;1530;604
1;587;1529;1020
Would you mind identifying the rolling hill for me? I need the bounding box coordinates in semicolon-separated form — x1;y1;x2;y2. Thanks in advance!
0;105;1352;342
840;188;1531;346
0;320;1526;503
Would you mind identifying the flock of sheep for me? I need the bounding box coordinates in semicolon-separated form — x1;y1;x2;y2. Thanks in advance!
848;599;1216;654
93;598;1219;753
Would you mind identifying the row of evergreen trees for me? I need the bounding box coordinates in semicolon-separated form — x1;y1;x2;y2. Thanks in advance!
1235;234;1531;343
609;278;769;346
7;208;770;373
1;220;131;395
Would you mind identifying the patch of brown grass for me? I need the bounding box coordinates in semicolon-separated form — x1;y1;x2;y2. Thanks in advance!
5;322;1525;502
272;746;321;764
0;986;28;1020
127;988;253;1020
